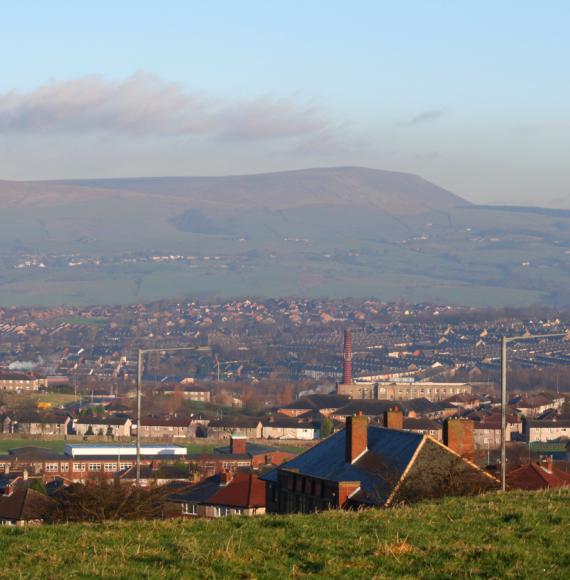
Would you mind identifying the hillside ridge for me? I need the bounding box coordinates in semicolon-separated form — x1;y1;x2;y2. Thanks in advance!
0;166;470;211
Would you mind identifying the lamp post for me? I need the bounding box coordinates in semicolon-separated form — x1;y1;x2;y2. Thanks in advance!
500;331;567;492
136;346;198;486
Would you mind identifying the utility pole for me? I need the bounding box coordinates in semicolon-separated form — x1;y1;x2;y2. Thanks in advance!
500;336;507;492
136;345;198;486
500;331;567;492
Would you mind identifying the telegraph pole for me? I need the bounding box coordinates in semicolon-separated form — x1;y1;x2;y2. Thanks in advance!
136;345;198;486
500;336;508;492
500;331;567;492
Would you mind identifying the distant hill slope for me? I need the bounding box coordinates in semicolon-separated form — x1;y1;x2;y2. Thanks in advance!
0;166;470;212
0;167;568;308
0;490;568;578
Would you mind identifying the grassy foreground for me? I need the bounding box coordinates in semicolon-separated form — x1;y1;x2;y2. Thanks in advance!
1;490;569;579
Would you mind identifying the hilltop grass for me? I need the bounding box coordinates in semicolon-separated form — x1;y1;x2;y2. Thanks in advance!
1;490;569;579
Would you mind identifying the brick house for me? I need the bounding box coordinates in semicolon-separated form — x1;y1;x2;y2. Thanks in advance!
0;488;54;526
207;417;262;439
157;384;211;403
0;371;47;393
278;394;349;418
261;414;498;513
188;434;295;477
261;415;320;440
507;458;570;490
74;416;132;438
13;413;71;436
524;418;570;443
168;470;266;517
0;444;187;483
515;393;566;418
473;414;523;448
137;417;194;439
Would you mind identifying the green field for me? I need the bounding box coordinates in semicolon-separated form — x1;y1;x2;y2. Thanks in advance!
0;439;66;453
0;490;568;578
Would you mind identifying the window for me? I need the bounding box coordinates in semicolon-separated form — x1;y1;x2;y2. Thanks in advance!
120;463;132;470
88;463;102;472
60;463;69;472
45;463;59;473
183;503;198;515
73;463;86;472
104;463;117;472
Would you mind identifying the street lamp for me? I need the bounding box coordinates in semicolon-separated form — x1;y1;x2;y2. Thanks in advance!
500;331;568;491
136;346;198;486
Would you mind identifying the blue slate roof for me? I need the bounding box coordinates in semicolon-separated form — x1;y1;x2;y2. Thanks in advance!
261;426;424;505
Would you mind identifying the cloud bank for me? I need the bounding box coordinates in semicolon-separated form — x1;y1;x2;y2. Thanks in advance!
0;72;331;143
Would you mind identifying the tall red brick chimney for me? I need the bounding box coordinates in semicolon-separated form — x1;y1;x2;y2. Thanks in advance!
444;418;474;458
342;329;353;384
345;412;368;463
230;434;247;455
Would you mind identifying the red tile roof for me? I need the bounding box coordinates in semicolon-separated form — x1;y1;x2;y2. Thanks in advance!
507;462;570;490
207;471;265;508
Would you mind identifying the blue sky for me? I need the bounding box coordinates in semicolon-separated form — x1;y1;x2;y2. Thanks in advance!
1;0;568;205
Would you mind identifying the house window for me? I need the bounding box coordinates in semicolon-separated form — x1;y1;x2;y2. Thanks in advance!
60;463;69;472
120;463;132;470
104;463;117;472
88;463;102;472
182;503;198;515
45;463;59;473
73;463;86;472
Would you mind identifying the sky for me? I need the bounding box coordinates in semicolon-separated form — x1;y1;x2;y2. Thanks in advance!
0;0;568;206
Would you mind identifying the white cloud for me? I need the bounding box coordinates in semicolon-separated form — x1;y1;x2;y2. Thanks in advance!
0;72;333;142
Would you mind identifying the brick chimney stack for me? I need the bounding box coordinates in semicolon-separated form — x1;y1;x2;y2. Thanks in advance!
342;329;353;385
385;406;404;430
230;434;247;455
345;412;368;464
444;418;474;458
